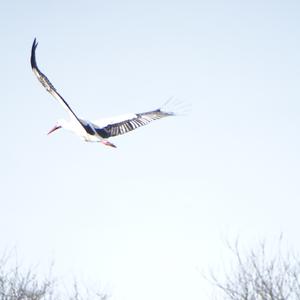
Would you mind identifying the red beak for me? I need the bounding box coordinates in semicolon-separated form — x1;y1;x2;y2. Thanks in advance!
47;125;61;135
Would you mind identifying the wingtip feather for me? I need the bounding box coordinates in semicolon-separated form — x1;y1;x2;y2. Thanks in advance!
160;97;190;116
30;38;38;69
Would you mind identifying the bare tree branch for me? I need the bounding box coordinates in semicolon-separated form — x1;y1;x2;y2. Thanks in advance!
208;239;300;300
0;255;107;300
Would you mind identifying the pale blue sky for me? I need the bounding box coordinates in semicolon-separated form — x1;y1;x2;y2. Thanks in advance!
1;0;300;299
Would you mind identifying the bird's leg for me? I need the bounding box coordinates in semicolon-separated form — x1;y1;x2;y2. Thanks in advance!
101;140;117;148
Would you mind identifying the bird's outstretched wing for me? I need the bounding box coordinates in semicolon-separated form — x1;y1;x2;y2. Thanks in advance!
30;38;82;124
92;108;175;138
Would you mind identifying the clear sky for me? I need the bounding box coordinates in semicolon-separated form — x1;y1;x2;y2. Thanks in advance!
1;0;300;299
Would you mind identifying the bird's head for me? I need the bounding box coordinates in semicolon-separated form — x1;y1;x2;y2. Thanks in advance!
47;119;66;135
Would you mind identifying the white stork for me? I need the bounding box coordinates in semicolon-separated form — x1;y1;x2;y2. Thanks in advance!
30;38;178;148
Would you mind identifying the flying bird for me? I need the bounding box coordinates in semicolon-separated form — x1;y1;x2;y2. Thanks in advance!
30;38;178;148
